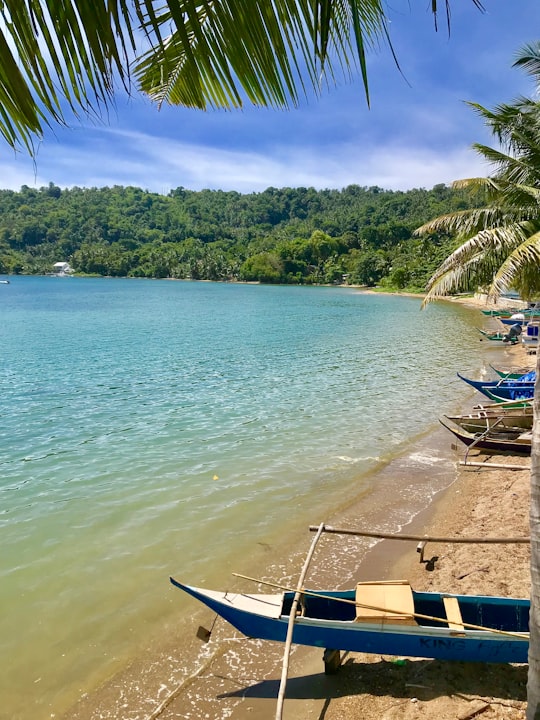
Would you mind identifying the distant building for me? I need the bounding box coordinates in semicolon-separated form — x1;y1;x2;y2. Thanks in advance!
53;262;73;276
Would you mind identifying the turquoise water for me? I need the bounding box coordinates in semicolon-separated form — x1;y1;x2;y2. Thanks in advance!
0;277;489;719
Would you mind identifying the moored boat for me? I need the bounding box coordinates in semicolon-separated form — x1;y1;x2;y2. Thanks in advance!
171;578;529;664
499;315;528;327
456;372;535;400
440;417;532;455
474;398;533;411
482;385;535;403
490;365;533;380
445;407;534;433
477;328;519;344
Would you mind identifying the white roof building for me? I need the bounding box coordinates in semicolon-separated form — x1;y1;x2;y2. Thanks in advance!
53;262;73;275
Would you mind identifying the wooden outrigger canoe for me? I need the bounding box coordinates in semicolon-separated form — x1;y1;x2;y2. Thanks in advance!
171;578;529;664
474;398;533;410
440;417;532;455
445;407;534;434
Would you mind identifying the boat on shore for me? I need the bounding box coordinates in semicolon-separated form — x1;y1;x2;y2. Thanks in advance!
171;577;529;664
445;407;534;433
481;308;522;317
482;385;535;403
490;365;533;380
439;417;532;455
456;372;535;400
477;328;519;344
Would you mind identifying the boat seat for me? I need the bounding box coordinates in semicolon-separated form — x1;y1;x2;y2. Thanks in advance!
443;596;464;631
355;581;416;624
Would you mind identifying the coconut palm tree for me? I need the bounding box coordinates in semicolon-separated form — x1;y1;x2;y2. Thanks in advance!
417;102;540;304
417;42;540;719
0;0;483;155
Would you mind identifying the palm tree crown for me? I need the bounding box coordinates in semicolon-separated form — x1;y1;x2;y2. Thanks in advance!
417;42;540;305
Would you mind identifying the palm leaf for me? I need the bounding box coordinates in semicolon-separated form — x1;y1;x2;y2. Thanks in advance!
415;206;516;237
513;41;540;80
134;0;390;110
0;0;134;151
490;229;540;298
0;0;489;153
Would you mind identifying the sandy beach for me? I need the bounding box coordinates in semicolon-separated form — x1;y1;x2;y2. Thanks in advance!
65;294;535;720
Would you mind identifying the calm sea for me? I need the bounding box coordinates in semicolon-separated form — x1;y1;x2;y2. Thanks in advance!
0;277;495;719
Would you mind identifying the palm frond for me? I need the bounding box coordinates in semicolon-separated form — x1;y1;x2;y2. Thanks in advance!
422;41;540;309
415;206;514;237
421;223;532;306
0;0;488;153
134;0;390;110
451;177;495;192
490;230;540;299
513;41;540;80
0;0;135;151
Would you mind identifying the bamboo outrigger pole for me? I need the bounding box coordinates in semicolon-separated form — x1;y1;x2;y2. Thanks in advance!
460;459;530;470
307;526;530;543
274;522;325;720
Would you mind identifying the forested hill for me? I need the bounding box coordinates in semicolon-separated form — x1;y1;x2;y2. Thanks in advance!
0;182;478;290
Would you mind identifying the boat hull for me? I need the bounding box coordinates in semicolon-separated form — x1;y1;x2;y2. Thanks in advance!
171;579;529;664
483;386;535;403
456;373;535;399
445;407;534;433
440;418;532;455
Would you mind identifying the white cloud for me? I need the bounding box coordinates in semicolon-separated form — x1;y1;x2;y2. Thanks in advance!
0;124;491;195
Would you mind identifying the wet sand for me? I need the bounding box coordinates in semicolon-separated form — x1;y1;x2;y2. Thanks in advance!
64;295;535;720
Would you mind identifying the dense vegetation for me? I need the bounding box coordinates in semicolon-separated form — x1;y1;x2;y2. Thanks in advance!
0;182;479;290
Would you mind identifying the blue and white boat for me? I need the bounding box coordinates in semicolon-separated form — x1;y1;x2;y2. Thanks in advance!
171;578;529;664
457;372;535;401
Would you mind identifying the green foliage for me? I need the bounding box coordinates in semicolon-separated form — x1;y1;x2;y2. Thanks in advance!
419;42;540;305
0;182;477;287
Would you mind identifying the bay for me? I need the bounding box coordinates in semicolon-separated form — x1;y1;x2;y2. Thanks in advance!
0;277;492;719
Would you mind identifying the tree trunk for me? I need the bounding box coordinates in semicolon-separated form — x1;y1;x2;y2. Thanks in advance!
527;350;540;719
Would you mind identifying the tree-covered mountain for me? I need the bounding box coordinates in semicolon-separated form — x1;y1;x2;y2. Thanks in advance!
0;181;478;290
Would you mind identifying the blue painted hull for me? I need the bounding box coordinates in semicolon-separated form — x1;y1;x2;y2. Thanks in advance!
483;386;535;402
171;579;529;664
457;373;535;401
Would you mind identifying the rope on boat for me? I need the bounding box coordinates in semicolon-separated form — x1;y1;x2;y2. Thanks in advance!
275;521;325;720
232;573;528;641
306;526;530;544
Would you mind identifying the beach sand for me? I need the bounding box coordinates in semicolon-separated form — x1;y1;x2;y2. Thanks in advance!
65;295;535;720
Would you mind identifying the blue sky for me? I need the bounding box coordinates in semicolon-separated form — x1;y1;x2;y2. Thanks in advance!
2;1;539;195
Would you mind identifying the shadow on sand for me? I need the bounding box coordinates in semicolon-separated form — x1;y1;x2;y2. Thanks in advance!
216;656;527;704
